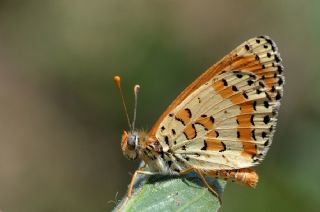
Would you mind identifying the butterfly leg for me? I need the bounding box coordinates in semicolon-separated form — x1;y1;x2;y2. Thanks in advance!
178;167;194;175
194;169;222;204
117;169;157;211
127;169;156;198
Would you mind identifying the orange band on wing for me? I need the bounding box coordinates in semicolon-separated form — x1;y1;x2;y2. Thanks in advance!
241;142;257;158
206;139;226;152
183;124;196;140
237;101;257;158
240;102;254;113
237;114;252;128
212;80;225;92
242;64;264;72
205;131;225;152
212;80;246;105
195;116;214;130
175;108;192;126
226;56;257;70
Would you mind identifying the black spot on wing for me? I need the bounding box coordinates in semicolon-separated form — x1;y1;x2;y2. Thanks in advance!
265;92;272;101
171;129;176;135
278;77;284;85
275;91;282;100
201;140;207;150
236;73;243;78
175;117;185;126
253;101;257;110
250;115;255;125
256;89;261;94
275;54;281;63
185;108;192;118
191;124;197;139
183;132;187;139
278;65;284;74
269;126;273;132
249;74;257;80
222;79;228;86
164;136;169;145
243;92;248;99
252;129;256;140
262;131;267;138
263;115;270;124
219;142;226;152
247;79;254;86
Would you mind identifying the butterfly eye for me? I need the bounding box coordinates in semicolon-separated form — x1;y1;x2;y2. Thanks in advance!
127;135;137;150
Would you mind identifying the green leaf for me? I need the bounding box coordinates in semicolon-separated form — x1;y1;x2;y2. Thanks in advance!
113;171;226;212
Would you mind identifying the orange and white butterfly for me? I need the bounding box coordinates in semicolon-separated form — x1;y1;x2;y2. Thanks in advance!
114;35;284;204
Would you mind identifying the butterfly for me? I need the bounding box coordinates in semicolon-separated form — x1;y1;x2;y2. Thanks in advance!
114;35;284;206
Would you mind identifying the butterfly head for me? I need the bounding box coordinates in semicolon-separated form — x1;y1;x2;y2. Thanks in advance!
121;130;139;160
114;76;142;160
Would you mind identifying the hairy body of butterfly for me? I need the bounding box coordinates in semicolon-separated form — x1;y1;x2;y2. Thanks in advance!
119;35;284;204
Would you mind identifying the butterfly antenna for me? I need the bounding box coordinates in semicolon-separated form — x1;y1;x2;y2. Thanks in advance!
132;84;140;130
114;76;132;130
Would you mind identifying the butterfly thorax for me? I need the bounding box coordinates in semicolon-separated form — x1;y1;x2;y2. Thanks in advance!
121;130;180;174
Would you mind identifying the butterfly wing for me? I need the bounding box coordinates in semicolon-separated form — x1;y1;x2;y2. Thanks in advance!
149;36;284;170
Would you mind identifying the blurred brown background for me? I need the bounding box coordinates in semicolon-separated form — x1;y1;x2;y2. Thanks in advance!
0;1;319;211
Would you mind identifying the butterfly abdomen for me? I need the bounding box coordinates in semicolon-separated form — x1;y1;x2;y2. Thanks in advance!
207;168;258;188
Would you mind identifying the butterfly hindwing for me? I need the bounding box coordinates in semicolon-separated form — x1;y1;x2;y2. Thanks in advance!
151;36;284;171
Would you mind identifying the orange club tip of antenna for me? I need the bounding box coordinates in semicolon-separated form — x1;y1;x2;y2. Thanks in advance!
114;75;121;89
114;75;133;130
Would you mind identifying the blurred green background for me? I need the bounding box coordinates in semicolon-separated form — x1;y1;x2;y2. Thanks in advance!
0;1;319;211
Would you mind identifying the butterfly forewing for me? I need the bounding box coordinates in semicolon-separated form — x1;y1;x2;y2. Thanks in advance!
150;36;284;171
